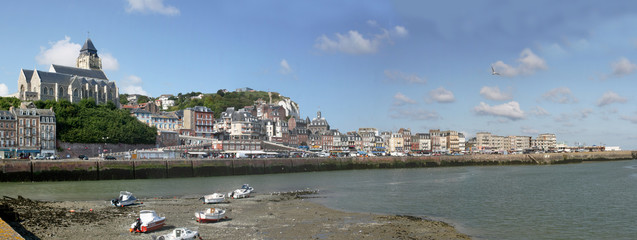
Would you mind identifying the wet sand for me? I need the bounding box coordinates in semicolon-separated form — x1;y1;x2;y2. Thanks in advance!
1;193;470;240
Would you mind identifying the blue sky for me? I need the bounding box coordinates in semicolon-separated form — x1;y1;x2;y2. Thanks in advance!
2;0;637;149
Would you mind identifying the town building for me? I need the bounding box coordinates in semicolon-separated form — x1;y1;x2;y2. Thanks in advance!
17;38;119;106
11;103;56;158
534;133;557;151
157;94;175;110
398;128;412;153
182;106;215;138
0;111;17;158
308;111;330;134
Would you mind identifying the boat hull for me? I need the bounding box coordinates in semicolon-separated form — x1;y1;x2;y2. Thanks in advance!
194;211;226;223
130;219;166;233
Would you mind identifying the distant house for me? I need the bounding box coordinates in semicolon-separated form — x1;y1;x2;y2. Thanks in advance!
235;87;254;92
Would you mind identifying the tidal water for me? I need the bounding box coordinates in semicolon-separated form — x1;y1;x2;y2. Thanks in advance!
1;160;636;239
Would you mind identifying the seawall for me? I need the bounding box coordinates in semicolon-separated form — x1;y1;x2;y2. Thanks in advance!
1;151;635;182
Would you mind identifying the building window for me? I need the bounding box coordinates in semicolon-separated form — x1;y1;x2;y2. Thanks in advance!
43;88;48;95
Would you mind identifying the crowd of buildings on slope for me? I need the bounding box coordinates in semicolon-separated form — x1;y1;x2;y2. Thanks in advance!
1;38;571;159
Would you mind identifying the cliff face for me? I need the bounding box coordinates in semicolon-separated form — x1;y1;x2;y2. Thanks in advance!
277;98;300;119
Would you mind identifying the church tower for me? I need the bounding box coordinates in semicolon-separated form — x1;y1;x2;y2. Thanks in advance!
76;38;102;70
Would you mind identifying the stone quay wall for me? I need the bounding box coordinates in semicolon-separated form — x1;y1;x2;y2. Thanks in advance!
1;151;635;182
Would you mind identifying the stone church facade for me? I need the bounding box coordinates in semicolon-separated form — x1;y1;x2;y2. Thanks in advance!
17;38;119;106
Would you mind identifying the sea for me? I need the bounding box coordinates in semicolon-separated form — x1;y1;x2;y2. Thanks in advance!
1;159;636;239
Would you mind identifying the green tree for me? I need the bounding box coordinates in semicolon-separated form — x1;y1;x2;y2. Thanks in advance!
137;95;150;104
0;97;21;110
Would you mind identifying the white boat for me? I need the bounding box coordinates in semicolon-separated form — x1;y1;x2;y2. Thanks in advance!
200;193;225;204
194;208;227;223
228;184;253;199
111;191;137;207
130;210;166;233
152;227;201;240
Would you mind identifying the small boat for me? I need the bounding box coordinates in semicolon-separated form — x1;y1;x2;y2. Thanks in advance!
130;210;166;233
200;193;225;204
152;227;202;240
228;184;253;199
194;208;227;223
111;191;137;207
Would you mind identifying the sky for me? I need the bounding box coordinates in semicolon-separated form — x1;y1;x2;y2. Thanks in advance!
2;0;637;149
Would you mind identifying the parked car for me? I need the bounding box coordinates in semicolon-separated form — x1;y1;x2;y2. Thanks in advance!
104;155;117;160
47;155;57;160
78;155;88;160
32;155;46;160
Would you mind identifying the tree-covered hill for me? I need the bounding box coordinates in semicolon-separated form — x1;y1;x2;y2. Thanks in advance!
33;99;156;144
169;90;284;113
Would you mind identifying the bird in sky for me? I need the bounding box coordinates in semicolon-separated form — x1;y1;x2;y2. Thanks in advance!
491;65;500;75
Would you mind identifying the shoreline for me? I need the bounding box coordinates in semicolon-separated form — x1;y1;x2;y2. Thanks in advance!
1;192;471;240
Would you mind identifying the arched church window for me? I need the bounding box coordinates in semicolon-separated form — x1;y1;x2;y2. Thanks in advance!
58;87;64;97
43;88;48;95
49;88;53;95
73;89;78;97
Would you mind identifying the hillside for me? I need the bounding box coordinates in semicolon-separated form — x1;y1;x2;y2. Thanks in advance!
33;99;157;144
122;90;296;115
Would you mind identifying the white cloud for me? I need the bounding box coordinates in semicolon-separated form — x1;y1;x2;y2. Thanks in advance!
622;114;637;124
390;108;440;120
530;106;550;116
611;57;637;77
121;75;149;95
394;26;408;37
474;101;525;120
315;30;381;55
542;87;578;104
35;36;120;71
597;91;627;107
492;48;547;77
384;70;426;84
479;86;512;101
280;59;292;75
0;84;9;96
554;109;593;123
315;22;407;55
429;87;455;103
35;36;81;67
393;92;416;106
126;0;180;16
580;108;593;118
101;53;120;71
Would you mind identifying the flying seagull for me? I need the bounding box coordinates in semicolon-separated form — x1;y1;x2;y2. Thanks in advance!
491;65;500;75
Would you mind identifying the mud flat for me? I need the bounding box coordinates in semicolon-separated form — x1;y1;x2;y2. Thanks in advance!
1;192;470;240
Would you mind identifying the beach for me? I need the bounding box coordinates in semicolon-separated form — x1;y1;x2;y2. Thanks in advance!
1;192;470;240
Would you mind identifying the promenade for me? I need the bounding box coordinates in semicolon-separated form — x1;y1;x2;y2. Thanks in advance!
1;151;635;182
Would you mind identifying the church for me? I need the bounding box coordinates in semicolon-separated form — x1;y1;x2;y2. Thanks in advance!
17;38;119;106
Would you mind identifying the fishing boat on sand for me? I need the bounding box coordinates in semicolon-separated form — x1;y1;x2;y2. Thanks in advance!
200;193;225;204
111;191;137;207
152;227;202;240
194;208;227;223
228;184;253;199
130;210;166;233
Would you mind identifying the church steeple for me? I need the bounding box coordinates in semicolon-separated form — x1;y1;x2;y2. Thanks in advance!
80;38;98;54
76;38;102;70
